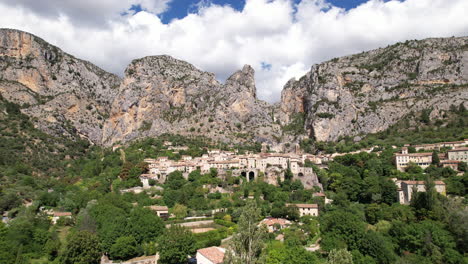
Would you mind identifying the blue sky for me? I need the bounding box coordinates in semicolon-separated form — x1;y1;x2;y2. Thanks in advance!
152;0;371;24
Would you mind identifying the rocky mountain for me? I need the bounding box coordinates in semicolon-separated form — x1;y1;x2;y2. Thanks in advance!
280;37;468;142
0;28;120;143
0;28;467;148
101;56;279;146
0;29;279;147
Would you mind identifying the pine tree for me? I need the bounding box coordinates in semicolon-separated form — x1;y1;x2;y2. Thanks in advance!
432;151;440;165
224;201;266;264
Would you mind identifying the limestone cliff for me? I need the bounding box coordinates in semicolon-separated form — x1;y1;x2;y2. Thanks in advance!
1;28;467;147
0;28;121;143
280;37;468;142
101;56;279;146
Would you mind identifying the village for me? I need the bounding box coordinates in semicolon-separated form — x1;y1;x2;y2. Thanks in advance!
95;139;465;264
3;138;465;264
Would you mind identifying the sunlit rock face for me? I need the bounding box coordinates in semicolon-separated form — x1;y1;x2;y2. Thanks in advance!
280;37;468;142
1;29;467;147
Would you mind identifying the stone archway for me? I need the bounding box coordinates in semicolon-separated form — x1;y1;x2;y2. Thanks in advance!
248;171;255;182
298;172;304;177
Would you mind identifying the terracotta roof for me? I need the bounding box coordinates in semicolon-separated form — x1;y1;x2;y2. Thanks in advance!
197;247;225;264
395;152;432;157
54;212;72;217
287;203;318;208
208;160;240;164
440;141;465;144
440;160;461;164
313;192;326;197
401;180;445;185
448;147;468;152
147;205;168;211
260;218;289;226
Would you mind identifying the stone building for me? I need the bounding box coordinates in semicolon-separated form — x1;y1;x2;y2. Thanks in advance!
141;150;321;189
394;147;432;171
394;180;446;204
146;205;169;219
447;147;468;162
440;160;461;170
259;217;291;233
287;203;319;217
413;139;468;151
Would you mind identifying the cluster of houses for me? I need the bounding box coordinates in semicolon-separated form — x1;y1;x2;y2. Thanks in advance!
141;147;323;189
394;139;468;172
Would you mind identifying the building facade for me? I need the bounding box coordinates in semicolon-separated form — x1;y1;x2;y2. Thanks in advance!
287;203;319;217
394;147;432;172
447;147;468;162
395;180;446;204
141;150;321;189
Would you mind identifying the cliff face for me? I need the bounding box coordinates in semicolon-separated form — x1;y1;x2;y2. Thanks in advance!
0;29;121;143
1;28;467;147
280;37;468;142
101;56;279;146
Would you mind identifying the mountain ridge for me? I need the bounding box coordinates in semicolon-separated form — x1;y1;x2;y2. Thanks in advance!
0;28;467;148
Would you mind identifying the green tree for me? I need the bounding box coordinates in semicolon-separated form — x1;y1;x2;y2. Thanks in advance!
284;168;293;180
0;222;14;264
165;171;187;190
157;225;195;264
62;231;101;264
320;210;366;251
224;201;266;264
327;248;353;264
264;242;318;264
172;203;188;219
109;236;139;260
188;170;202;182
432;151;440;165
358;231;395;264
126;207;165;244
458;161;467;172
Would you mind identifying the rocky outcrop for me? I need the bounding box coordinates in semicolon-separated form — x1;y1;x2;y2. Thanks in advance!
101;56;279;146
0;28;121;143
280;37;468;142
1;28;467;147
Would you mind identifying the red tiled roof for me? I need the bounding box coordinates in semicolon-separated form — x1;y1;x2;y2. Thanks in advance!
440;160;461;164
287;203;318;208
448;147;468;152
261;218;289;226
401;180;445;185
197;247;225;264
54;212;72;217
395;152;432;157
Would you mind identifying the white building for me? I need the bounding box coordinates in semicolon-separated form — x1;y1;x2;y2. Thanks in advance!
287;203;319;217
394;147;432;171
447;147;468;162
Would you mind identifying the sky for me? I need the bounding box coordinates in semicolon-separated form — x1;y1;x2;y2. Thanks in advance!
0;0;468;102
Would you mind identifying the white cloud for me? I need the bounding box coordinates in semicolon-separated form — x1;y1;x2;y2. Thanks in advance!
0;0;172;26
0;0;468;102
